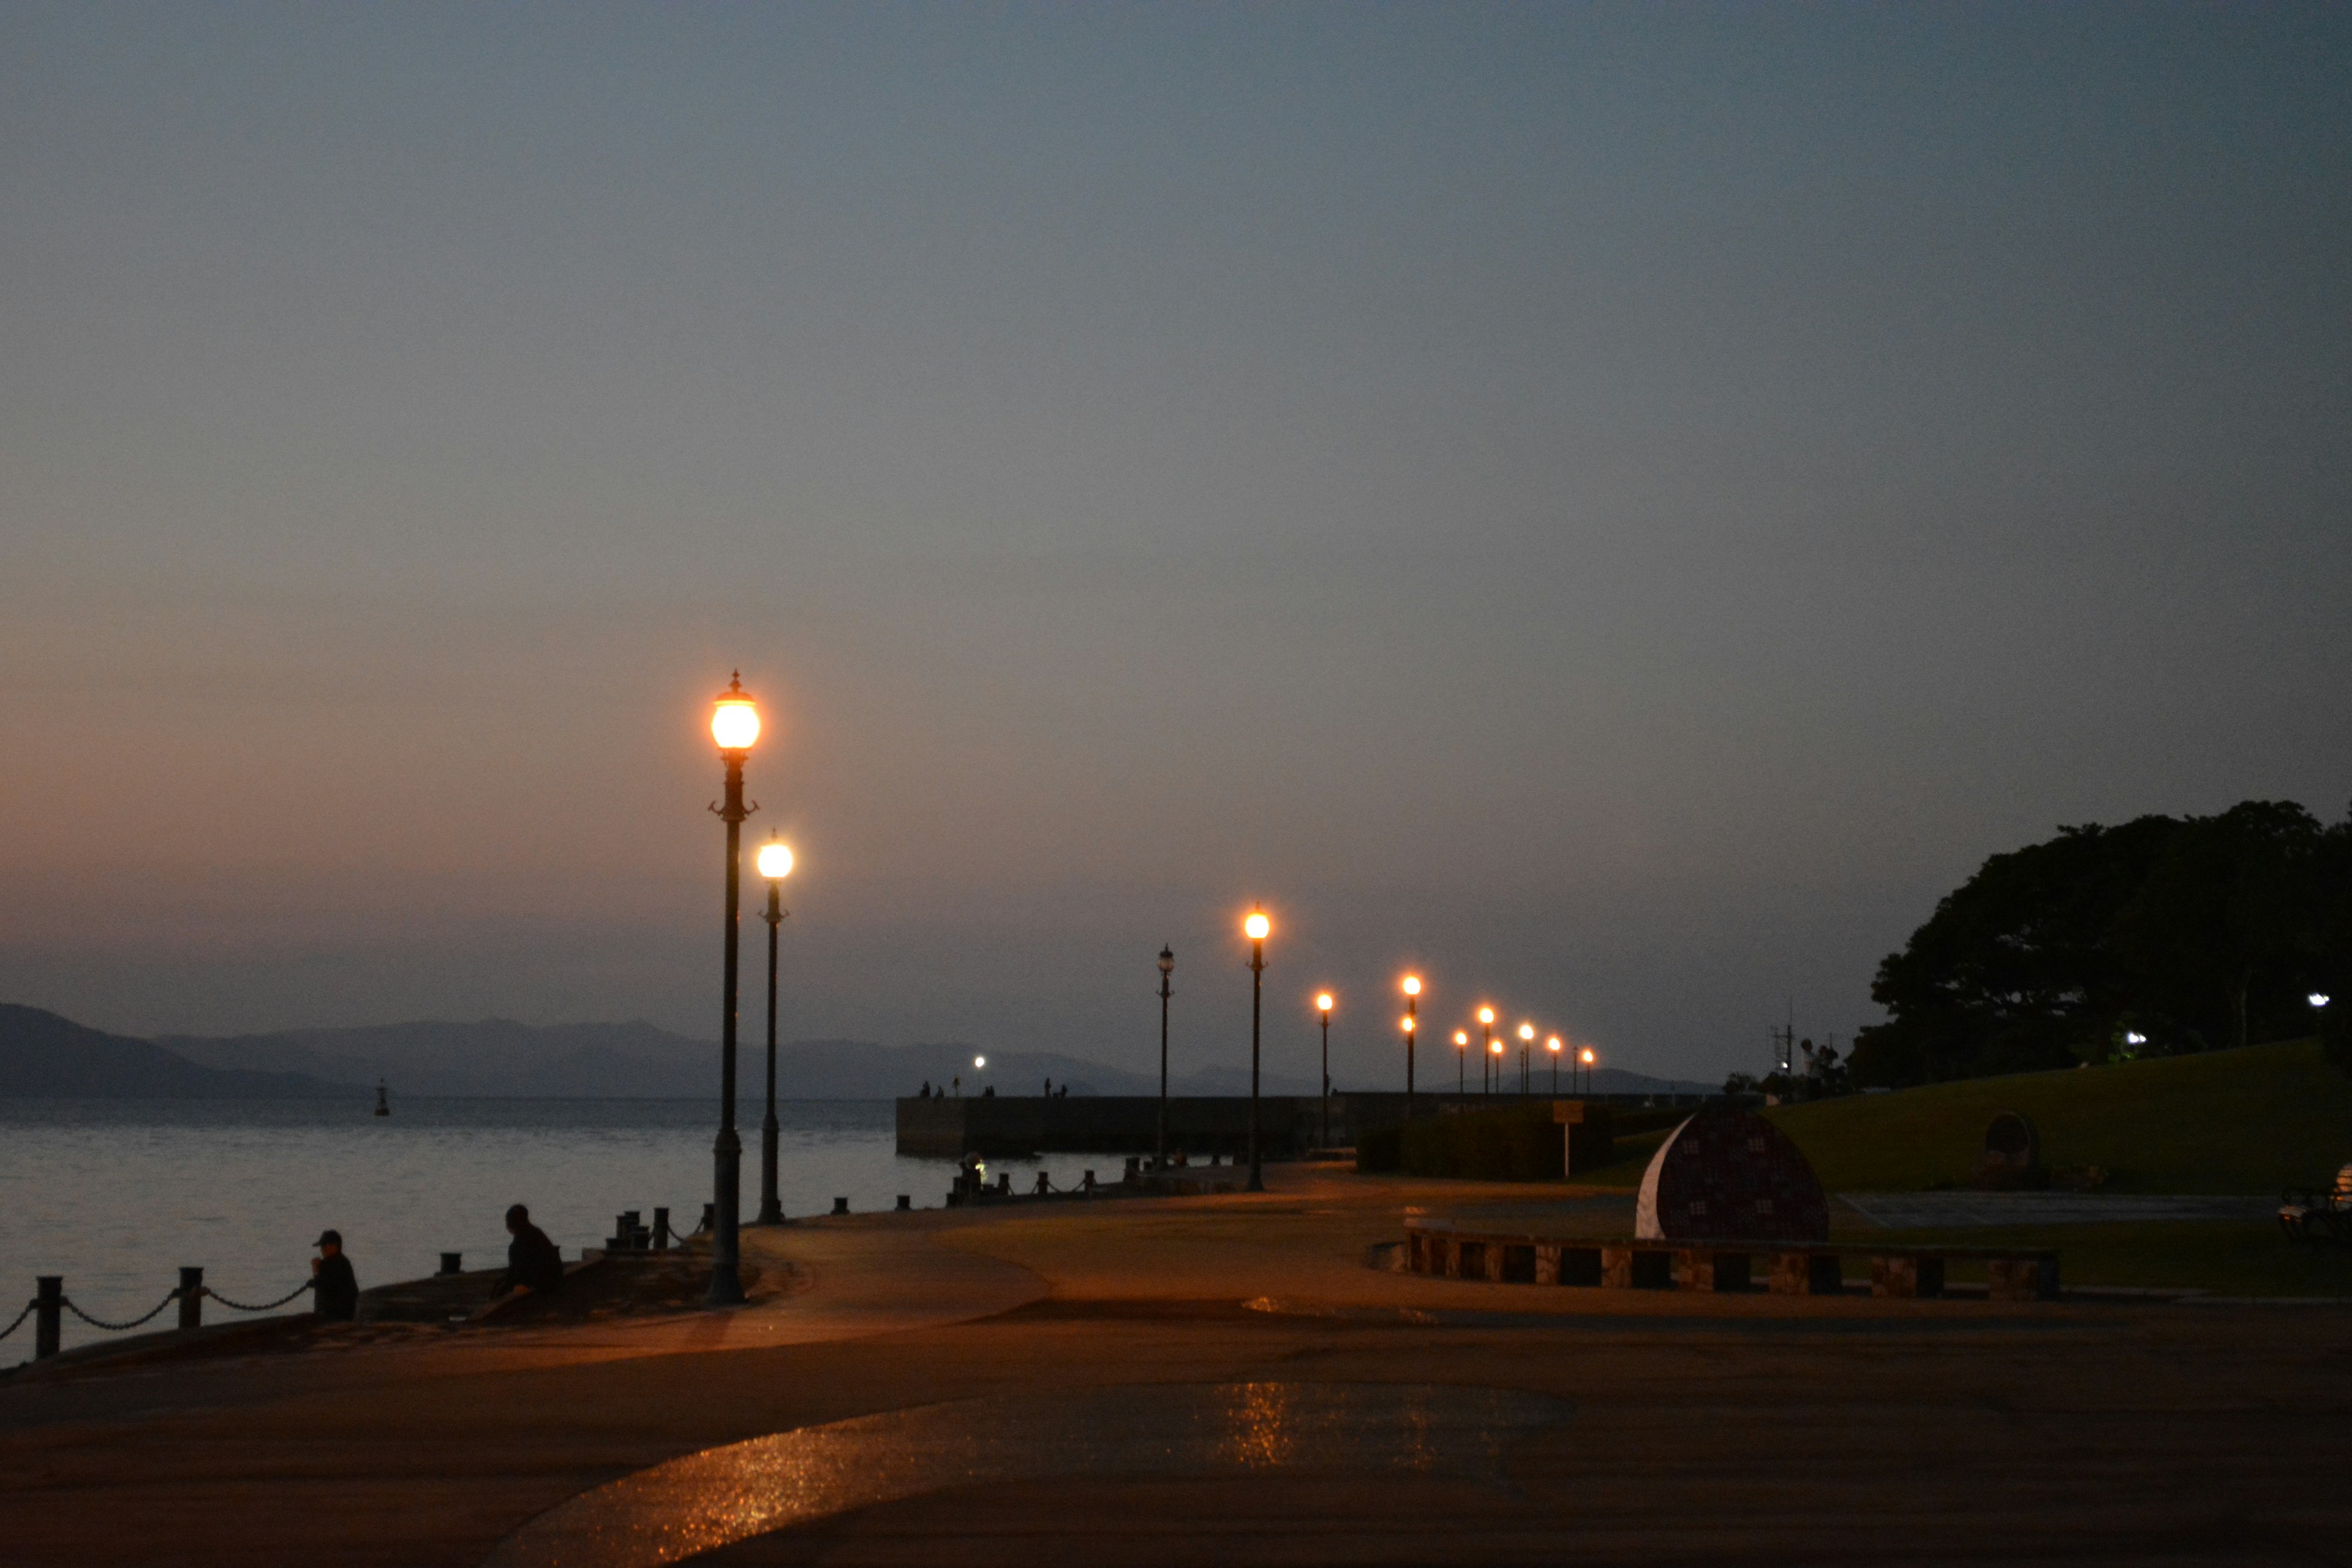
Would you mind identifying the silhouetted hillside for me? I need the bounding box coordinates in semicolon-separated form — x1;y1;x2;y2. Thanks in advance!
0;1005;345;1098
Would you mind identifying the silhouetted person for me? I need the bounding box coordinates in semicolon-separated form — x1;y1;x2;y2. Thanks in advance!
982;1085;995;1097
311;1229;358;1321
494;1204;564;1299
919;1080;932;1098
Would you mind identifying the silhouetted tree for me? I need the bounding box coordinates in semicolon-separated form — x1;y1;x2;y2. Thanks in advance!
1851;801;2346;1087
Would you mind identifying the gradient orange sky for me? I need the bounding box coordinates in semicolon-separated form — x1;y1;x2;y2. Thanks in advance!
4;4;2346;1083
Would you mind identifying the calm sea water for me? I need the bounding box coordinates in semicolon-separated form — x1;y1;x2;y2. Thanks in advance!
0;1098;1096;1358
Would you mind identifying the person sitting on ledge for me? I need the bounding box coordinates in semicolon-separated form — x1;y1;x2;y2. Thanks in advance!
494;1204;565;1300
311;1229;358;1321
919;1080;932;1098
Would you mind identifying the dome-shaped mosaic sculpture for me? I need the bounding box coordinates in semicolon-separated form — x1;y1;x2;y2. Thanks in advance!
1634;1106;1830;1242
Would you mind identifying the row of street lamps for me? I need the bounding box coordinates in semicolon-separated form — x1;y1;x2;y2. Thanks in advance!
700;674;1607;1288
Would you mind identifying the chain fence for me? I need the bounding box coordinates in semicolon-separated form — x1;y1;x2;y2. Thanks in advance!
206;1281;315;1313
61;1290;181;1333
0;1298;33;1342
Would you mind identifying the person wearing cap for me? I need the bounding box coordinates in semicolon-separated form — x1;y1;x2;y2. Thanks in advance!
493;1204;565;1300
311;1230;359;1321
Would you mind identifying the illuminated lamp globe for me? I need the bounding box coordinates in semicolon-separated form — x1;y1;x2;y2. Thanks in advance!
1453;1031;1469;1047
1490;1040;1503;1056
1547;1036;1562;1054
1402;975;1421;997
973;1055;986;1069
755;840;794;880
1477;1006;1494;1025
1398;1016;1414;1033
2313;993;2333;1009
1244;911;1270;941
1518;1023;1536;1042
1316;993;1334;1013
1580;1046;1596;1066
710;674;761;753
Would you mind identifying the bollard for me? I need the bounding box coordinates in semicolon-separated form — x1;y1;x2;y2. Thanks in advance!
178;1267;203;1331
831;1197;850;1216
620;1211;641;1246
895;1194;911;1212
34;1275;61;1360
439;1253;463;1276
614;1213;631;1248
654;1208;671;1251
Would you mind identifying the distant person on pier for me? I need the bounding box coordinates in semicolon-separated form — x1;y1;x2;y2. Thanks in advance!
311;1229;358;1321
494;1204;565;1300
1043;1077;1052;1097
919;1080;932;1098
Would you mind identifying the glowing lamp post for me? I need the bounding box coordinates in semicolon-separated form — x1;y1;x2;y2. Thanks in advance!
1517;1023;1536;1095
1477;1007;1495;1095
1157;947;1175;1169
1579;1044;1596;1095
1547;1035;1562;1094
1315;992;1334;1148
1453;1031;1469;1095
1244;910;1270;1193
706;674;761;1305
753;835;794;1224
1402;975;1422;1114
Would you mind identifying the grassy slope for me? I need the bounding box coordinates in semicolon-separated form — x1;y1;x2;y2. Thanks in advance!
1577;1038;2349;1196
1765;1038;2348;1194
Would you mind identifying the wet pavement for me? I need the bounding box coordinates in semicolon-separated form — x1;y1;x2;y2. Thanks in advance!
485;1381;1569;1568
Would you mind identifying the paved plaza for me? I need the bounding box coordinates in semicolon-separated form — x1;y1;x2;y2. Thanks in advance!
2;1166;2345;1565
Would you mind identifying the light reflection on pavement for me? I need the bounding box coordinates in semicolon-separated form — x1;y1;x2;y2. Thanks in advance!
483;1381;1568;1568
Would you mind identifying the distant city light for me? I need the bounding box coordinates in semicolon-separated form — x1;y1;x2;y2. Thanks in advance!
2312;993;2332;1009
2123;1031;2146;1046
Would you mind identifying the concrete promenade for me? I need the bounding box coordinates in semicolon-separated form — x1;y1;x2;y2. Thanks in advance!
2;1165;2346;1564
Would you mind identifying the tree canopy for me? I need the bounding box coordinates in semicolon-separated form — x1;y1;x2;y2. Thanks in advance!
1849;801;2350;1087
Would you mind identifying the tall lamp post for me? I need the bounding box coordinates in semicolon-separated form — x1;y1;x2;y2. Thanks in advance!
1518;1023;1536;1095
1547;1035;1562;1094
706;673;761;1306
1579;1045;1596;1096
1315;992;1334;1148
1478;1007;1495;1095
754;835;794;1225
1453;1030;1469;1095
1244;910;1269;1193
1402;975;1421;1115
1157;947;1175;1169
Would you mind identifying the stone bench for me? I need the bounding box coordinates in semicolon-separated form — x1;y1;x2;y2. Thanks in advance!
1401;1223;2060;1302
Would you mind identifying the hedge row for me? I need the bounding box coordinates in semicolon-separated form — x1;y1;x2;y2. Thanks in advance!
1355;1102;1617;1181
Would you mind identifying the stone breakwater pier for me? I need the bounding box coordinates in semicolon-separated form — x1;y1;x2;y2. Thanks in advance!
895;1089;1704;1157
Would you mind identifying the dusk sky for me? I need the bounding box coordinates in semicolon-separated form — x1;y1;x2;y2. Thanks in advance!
3;4;2345;1087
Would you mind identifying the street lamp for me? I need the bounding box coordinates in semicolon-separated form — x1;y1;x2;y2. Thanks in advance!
1315;992;1334;1148
1453;1030;1469;1095
1579;1044;1596;1095
754;834;793;1226
1244;909;1269;1193
1402;974;1421;1115
1157;947;1175;1169
1546;1034;1562;1094
706;673;760;1306
1517;1022;1536;1095
1477;1007;1494;1095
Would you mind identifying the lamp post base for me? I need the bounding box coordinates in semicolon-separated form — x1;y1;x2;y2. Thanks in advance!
755;1112;783;1224
707;1127;746;1306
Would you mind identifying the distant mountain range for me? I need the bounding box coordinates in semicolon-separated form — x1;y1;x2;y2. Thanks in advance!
1;1003;1711;1101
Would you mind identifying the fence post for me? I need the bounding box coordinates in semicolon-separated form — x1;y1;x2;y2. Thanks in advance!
439;1253;463;1276
178;1267;203;1330
34;1276;61;1359
653;1208;671;1251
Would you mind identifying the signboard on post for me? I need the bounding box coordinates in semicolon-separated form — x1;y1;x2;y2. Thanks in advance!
1554;1099;1583;1175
